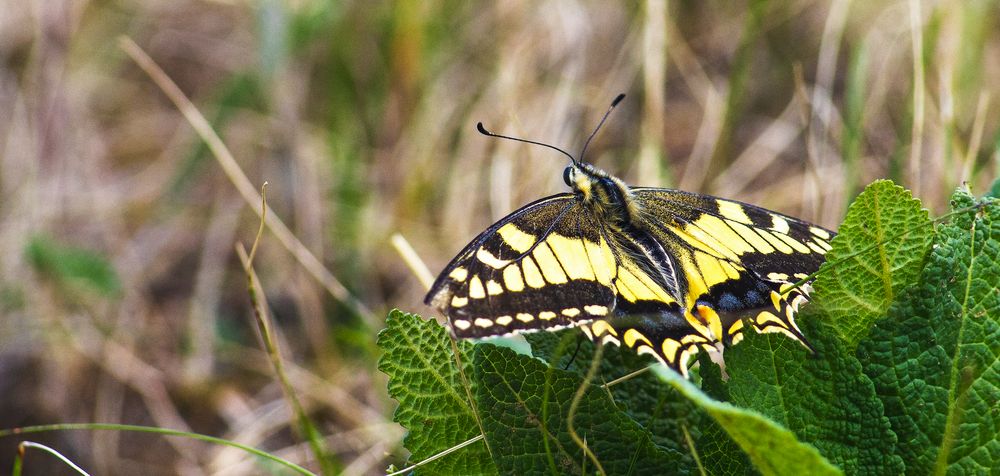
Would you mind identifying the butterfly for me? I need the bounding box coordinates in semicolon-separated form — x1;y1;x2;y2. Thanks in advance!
425;95;835;377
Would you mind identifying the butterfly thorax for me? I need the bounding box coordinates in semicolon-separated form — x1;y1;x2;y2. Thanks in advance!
565;162;640;231
565;162;682;303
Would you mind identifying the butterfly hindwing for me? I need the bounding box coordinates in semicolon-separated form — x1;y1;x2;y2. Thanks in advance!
633;188;833;347
578;312;711;378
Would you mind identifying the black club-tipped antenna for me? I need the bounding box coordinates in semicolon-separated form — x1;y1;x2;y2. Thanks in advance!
578;93;625;162
475;93;627;165
476;122;578;164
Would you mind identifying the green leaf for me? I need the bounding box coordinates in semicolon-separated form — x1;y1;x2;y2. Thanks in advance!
26;235;121;297
695;422;756;476
376;310;496;475
693;353;757;476
474;343;679;475
659;367;843;476
530;332;766;475
988;176;1000;198
704;316;904;474
811;180;933;348
858;189;1000;475
526;330;704;467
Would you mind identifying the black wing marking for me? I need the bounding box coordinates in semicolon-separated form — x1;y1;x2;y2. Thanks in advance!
425;194;618;337
571;206;710;376
630;188;833;349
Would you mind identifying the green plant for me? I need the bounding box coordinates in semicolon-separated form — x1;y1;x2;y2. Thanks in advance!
378;180;999;475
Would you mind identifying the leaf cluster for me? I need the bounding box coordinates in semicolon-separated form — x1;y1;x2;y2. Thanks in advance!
378;180;1000;475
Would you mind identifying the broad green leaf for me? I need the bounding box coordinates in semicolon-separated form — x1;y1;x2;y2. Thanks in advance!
660;366;842;476
376;310;496;475
26;235;121;297
988;176;1000;198
858;189;1000;475
474;343;679;475
529;331;761;476
694;353;757;476
704;316;904;474
811;180;932;348
526;330;705;467
696;352;731;402
525;330;837;475
695;422;756;476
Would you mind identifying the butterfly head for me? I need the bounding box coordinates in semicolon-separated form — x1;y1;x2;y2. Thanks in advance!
478;94;634;220
564;161;636;225
564;161;607;197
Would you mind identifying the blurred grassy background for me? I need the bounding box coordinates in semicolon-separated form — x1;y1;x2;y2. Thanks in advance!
1;0;997;473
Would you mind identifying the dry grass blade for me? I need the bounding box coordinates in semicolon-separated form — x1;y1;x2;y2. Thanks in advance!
602;365;652;388
961;92;991;183
390;233;435;291
638;0;667;185
567;343;606;476
384;435;485;476
236;243;333;472
16;442;91;476
233;182;333;474
908;0;926;197
1;424;316;475
680;426;707;476
116;36;375;324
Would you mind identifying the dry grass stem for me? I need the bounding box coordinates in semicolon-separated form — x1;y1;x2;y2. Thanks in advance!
390;233;435;291
117;36;374;324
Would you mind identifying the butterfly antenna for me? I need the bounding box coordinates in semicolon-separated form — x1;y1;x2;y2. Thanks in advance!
476;122;578;164
578;93;626;162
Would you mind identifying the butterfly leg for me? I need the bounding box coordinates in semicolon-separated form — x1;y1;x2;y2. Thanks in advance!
562;333;587;370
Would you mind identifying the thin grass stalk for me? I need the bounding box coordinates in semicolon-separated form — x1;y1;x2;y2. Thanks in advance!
843;42;870;202
639;0;668;186
13;442;90;476
117;36;375;324
236;184;336;474
961;92;990;184
0;424;314;475
909;0;926;196
567;343;607;476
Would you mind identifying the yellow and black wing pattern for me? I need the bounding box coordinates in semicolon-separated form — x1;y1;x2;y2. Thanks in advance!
425;185;835;377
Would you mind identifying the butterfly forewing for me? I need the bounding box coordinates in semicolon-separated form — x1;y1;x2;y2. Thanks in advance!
426;195;620;337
